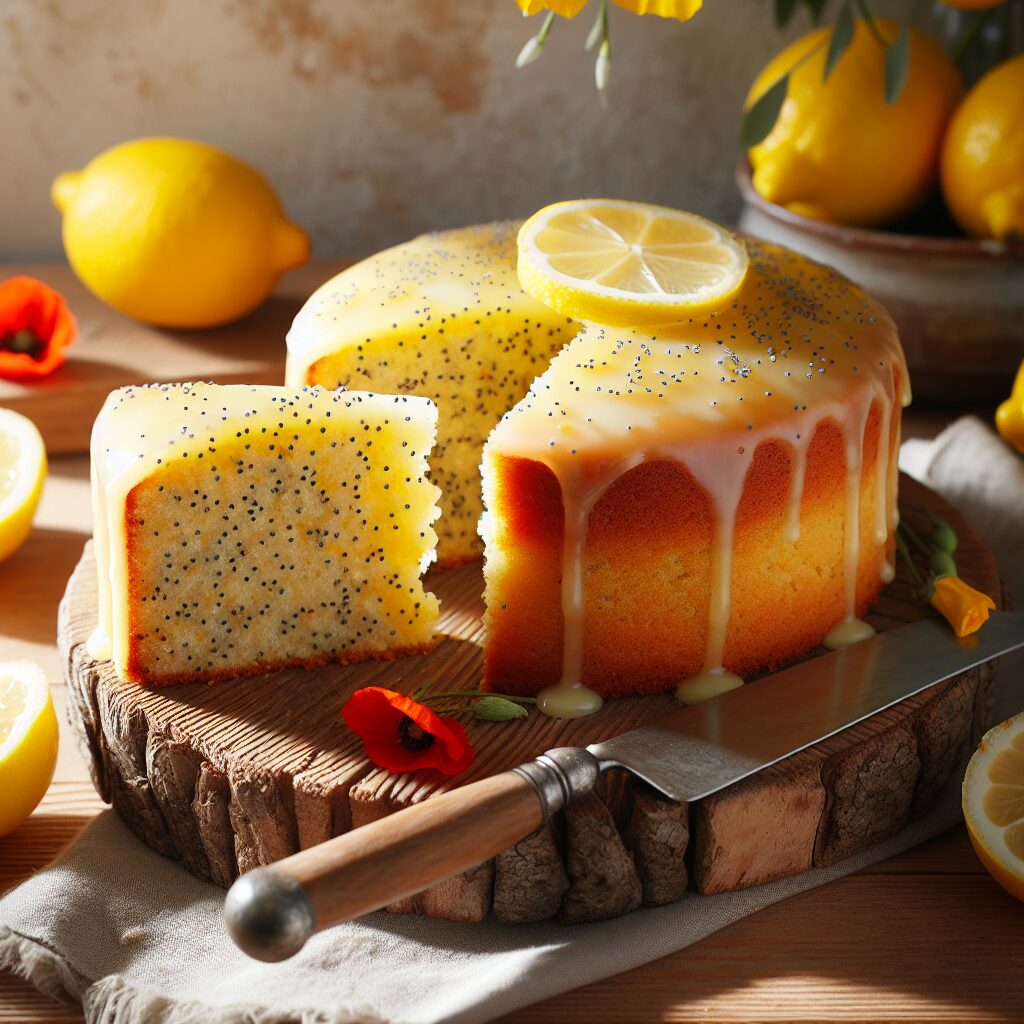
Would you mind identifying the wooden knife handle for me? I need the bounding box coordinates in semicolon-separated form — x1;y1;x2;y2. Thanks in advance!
224;747;600;961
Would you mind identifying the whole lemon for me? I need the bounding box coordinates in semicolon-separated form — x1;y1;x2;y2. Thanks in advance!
941;54;1024;241
52;138;310;328
746;20;962;226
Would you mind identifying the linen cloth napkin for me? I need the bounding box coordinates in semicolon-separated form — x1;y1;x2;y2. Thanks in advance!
1;415;1020;1024
0;780;983;1024
899;415;1024;601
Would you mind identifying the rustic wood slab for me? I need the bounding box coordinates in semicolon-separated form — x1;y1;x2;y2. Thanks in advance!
58;475;1002;923
0;259;348;455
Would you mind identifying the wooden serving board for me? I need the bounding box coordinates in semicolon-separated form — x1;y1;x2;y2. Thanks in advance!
0;259;348;455
58;476;1002;925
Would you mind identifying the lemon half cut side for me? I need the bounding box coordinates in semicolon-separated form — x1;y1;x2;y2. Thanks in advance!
963;710;1024;902
517;199;749;327
0;408;47;566
0;661;58;838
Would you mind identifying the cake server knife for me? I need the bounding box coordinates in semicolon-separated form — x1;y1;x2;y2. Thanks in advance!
225;610;1024;961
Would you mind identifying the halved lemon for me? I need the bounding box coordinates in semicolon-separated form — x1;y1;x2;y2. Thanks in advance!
963;710;1024;902
0;408;47;565
516;199;748;327
0;661;58;838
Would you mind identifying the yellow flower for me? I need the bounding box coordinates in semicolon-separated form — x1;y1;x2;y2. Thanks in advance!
515;0;589;16
515;0;703;19
930;576;997;638
611;0;702;19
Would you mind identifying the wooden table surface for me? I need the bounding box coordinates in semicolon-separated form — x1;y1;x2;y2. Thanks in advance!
1;269;1021;1021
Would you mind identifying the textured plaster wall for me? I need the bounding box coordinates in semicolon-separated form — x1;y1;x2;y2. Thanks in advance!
0;0;885;260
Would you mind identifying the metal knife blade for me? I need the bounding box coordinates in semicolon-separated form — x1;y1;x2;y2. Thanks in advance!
588;610;1024;803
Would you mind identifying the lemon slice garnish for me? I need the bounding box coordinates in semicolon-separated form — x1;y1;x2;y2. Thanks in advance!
0;408;46;565
963;710;1024;902
0;660;58;838
516;199;748;327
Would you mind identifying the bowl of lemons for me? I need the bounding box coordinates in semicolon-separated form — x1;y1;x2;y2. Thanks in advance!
737;19;1024;404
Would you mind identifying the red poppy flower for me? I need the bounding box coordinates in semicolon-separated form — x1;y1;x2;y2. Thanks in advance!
0;276;76;379
342;686;474;776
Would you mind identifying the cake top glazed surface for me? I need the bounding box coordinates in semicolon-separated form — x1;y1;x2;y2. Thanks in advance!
489;238;910;465
91;381;435;491
284;221;560;382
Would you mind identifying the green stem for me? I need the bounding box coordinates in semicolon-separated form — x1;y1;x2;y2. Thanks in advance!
537;8;557;45
421;690;537;704
895;529;926;589
953;6;998;67
900;519;932;559
423;702;481;719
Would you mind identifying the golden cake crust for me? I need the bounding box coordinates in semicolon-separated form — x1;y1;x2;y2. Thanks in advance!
483;401;895;698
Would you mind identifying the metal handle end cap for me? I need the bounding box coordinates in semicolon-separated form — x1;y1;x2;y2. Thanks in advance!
224;867;315;963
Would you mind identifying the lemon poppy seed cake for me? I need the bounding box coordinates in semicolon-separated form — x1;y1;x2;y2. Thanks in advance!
285;222;576;567
88;382;441;685
481;230;909;715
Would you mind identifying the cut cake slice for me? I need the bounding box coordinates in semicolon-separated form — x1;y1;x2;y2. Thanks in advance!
89;382;441;685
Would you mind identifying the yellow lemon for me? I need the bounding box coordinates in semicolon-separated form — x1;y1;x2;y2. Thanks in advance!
995;359;1024;454
51;138;310;329
746;20;962;226
517;199;748;327
941;54;1024;241
0;661;58;838
963;710;1024;902
0;408;46;566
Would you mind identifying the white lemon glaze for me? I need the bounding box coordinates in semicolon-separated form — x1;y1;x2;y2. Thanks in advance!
675;668;745;706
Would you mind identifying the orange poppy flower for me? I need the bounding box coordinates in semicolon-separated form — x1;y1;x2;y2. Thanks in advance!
930;576;997;638
342;686;474;776
0;277;76;379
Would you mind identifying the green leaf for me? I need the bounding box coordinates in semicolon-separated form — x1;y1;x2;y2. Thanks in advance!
801;0;827;24
474;696;530;723
775;0;798;29
740;74;788;147
824;2;854;81
884;25;910;104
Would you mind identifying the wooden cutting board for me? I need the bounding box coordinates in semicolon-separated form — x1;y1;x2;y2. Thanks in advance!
0;260;349;454
57;475;1004;925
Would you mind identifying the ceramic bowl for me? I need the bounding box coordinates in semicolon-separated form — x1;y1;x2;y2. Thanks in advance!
736;162;1024;404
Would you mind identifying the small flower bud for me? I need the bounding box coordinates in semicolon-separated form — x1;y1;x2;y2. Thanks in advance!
595;40;611;91
930;520;958;555
516;34;544;68
474;696;529;722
